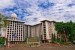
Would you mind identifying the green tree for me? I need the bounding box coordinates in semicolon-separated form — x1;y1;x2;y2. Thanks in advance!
51;34;56;43
0;37;5;44
0;14;9;46
55;22;64;34
55;21;75;44
0;14;9;33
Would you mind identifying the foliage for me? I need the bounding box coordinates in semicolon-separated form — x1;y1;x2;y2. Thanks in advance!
4;20;9;27
51;34;56;43
0;37;5;44
55;21;75;43
55;22;64;34
0;13;9;35
0;14;9;28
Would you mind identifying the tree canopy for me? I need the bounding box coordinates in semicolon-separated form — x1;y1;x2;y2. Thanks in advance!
55;21;75;43
0;13;9;28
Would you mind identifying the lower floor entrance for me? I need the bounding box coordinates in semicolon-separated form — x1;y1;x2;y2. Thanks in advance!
8;41;25;44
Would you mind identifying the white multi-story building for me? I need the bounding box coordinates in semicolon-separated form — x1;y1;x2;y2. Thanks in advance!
41;20;57;42
5;13;57;44
25;23;42;38
6;13;25;44
25;20;57;42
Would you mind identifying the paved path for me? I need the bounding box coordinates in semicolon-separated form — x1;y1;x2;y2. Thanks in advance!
0;44;75;50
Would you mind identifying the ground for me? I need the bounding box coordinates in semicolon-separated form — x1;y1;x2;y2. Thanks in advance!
0;43;75;50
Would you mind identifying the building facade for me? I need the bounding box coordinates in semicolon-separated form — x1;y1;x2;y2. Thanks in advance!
6;14;25;44
5;14;57;44
41;20;57;42
25;20;57;42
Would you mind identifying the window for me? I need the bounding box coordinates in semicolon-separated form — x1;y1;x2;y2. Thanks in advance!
19;35;20;36
0;34;1;36
19;38;20;40
19;37;20;38
10;36;11;38
43;26;45;28
10;35;11;36
44;30;46;33
12;38;13;40
44;35;46;37
8;31;9;32
21;38;22;40
7;33;9;34
44;38;46;39
44;34;46;35
10;31;11;32
21;34;22;36
10;28;11;30
8;29;9;30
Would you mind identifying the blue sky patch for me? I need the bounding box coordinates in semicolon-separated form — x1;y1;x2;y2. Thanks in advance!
38;1;54;9
67;3;75;7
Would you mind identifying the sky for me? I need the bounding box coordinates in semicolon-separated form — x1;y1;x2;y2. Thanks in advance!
0;0;75;25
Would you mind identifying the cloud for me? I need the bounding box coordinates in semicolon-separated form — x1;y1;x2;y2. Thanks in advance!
24;0;74;24
0;0;15;9
0;0;75;25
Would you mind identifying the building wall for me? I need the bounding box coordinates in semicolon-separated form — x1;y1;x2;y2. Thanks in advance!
25;24;42;38
35;24;42;37
41;21;46;40
41;20;57;42
6;19;57;43
31;26;35;37
7;20;24;42
24;25;28;39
